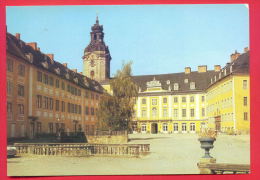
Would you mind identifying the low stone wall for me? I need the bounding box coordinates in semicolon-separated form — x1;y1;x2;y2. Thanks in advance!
14;143;150;157
87;134;128;144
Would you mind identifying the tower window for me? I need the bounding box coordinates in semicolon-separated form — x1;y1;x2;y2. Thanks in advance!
90;71;95;79
94;34;97;40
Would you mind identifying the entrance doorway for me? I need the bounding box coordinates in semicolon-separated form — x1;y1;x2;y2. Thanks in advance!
151;123;158;134
215;116;221;132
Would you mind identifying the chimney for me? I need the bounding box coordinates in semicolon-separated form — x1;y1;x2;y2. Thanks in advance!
63;63;68;68
244;47;249;53
72;69;77;73
198;65;207;73
214;65;221;72
230;50;240;62
26;42;37;50
184;67;191;74
15;33;20;40
46;54;54;61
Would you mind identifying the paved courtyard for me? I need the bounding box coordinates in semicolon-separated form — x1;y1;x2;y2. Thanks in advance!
7;134;250;176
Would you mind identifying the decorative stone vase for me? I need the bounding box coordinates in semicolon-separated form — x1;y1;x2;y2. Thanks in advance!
198;137;216;158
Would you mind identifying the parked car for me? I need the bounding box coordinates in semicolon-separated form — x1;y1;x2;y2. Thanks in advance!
7;146;17;158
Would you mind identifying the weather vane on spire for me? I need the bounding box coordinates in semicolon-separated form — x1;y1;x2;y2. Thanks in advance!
96;12;99;24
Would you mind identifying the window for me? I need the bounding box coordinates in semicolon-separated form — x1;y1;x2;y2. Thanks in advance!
141;124;146;132
244;112;248;120
55;79;59;88
163;123;168;132
244;97;248;106
243;80;248;89
37;122;42;134
55;100;59;111
91;108;94;115
190;123;195;132
18;85;24;96
163;97;167;103
202;108;205;117
18;104;24;115
61;82;65;90
79;105;82;114
7;102;12;113
7;80;13;95
173;123;178;132
61;101;65;112
182;97;186;103
91;93;94;99
182;109;186;117
173;97;178;103
163;109;168;117
142;98;146;104
201;96;205;102
7;59;13;72
36;95;42;108
152;99;157;105
152;107;157;117
184;79;188;83
44;97;48;109
190;109;195;117
182;123;187;131
173;83;179;90
37;71;42;82
68;103;71;113
141;110;147;117
49;123;54;134
190;96;194;103
78;90;82;96
49;98;53;110
43;74;48;84
173;109;178;118
85;106;89;115
49;76;54;86
190;82;195;90
85;91;89;98
18;64;25;76
90;70;95;79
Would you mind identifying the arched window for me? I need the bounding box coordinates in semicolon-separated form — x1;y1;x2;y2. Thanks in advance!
152;107;157;117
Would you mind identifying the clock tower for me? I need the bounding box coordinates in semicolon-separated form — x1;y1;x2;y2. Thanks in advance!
83;16;111;82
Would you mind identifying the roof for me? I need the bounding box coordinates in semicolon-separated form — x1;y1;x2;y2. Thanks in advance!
132;71;218;94
6;32;104;93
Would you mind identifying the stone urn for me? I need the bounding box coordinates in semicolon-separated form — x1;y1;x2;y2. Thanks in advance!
198;137;216;158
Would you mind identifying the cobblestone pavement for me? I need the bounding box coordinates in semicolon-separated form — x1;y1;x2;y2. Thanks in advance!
7;134;250;176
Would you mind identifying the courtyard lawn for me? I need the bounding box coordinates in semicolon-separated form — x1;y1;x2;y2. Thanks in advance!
7;133;250;176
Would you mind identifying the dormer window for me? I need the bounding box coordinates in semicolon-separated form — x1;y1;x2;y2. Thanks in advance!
84;79;89;87
41;61;48;69
166;80;170;85
65;73;70;80
174;83;179;91
184;79;188;83
219;73;221;79
190;82;195;90
55;68;60;75
214;76;217;81
230;65;233;73
224;69;227;76
25;53;33;63
74;77;78;83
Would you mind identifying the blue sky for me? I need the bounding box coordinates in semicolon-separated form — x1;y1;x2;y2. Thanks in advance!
6;4;248;76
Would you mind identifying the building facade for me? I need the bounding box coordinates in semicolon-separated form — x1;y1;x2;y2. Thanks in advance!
92;19;250;134
7;18;250;138
7;32;103;139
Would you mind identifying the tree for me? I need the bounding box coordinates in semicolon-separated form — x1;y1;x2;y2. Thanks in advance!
97;62;138;132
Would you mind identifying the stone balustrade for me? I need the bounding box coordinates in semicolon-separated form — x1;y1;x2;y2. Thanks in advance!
14;143;150;157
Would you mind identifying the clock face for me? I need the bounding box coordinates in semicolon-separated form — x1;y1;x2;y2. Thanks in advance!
90;59;95;67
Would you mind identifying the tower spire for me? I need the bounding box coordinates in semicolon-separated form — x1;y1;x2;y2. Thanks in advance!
96;13;99;24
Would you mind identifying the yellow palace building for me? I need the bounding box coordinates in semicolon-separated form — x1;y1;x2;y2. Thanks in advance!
85;18;250;134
